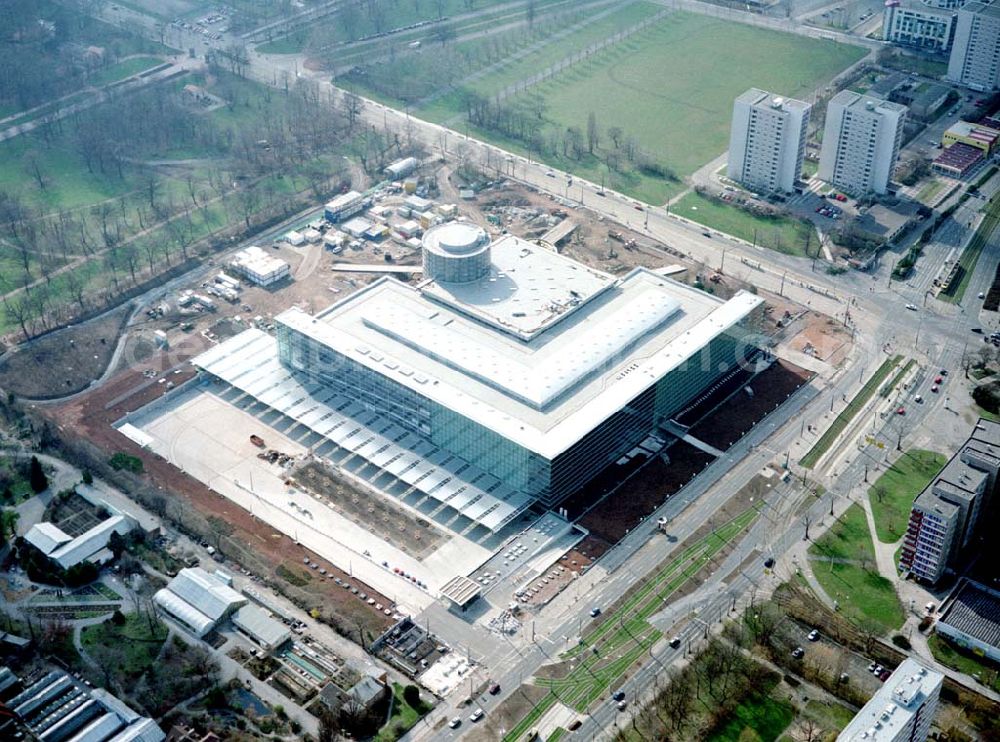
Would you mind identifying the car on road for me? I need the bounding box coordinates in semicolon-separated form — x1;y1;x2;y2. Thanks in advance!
935;376;944;384
590;607;602;617
633;204;643;211
617;700;628;711
568;719;582;731
449;717;461;729
897;407;906;415
545;171;555;177
702;231;712;238
470;708;484;722
979;292;986;299
489;683;501;695
905;304;917;311
792;647;805;659
596;190;606;197
763;557;775;569
669;636;682;649
941;369;948;376
807;629;820;641
613;690;626;702
915;394;924;403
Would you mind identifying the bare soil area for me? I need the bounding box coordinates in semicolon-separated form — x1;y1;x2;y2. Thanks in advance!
0;303;132;399
575;441;715;545
688;359;814;451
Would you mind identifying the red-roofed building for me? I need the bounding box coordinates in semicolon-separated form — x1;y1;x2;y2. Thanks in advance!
933;141;986;177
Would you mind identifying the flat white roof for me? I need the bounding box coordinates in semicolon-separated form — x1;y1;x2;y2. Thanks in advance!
838;659;942;741
279;264;762;459
420;233;613;340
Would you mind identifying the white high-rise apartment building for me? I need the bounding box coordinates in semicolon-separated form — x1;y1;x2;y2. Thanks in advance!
727;89;811;194
837;659;943;742
818;91;907;195
947;0;1000;91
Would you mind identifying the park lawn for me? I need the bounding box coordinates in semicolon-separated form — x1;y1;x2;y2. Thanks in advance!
810;503;874;563
802;700;856;734
502;12;864;201
455;2;664;109
927;634;1000;691
88;57;164;87
867;449;946;543
81;612;168;684
374;683;430;742
809;505;903;633
708;688;795;742
674;191;816;256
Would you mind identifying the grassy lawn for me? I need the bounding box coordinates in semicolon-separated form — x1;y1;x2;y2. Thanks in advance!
867;449;945;543
802;699;856;734
81;612;168;684
88;57;164;87
809;504;904;633
374;683;431;742
916;178;945;205
800;356;902;468
879;358;915;398
363;11;864;204
941;190;1000;304
708;689;795;741
928;634;1000;691
674;191;816;256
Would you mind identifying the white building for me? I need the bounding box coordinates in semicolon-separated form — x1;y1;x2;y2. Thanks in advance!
882;0;957;52
153;568;246;638
819;91;908;195
229;246;290;287
947;0;1000;91
325;191;366;223
384;157;419;180
231;604;291;652
8;669;164;742
727;89;811;194
24;515;133;570
837;659;942;742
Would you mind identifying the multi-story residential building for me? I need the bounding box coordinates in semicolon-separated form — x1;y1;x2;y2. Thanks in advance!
883;0;958;53
899;419;1000;583
837;659;943;742
818;91;908;195
947;0;1000;91
727;88;811;194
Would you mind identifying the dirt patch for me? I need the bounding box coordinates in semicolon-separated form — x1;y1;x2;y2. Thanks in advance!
575;441;715;545
785;311;851;363
0;303;131;399
688;359;814;451
42;347;393;641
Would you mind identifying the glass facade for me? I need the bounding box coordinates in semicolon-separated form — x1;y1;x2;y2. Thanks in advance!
276;306;763;508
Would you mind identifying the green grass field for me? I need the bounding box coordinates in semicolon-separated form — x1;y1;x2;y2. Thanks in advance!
928;634;1000;691
374;683;430;742
464;12;864;203
800;356;902;468
867;449;945;543
708;687;795;742
674;191;816;256
809;504;904;633
941;191;1000;304
88;57;164;87
81;612;168;683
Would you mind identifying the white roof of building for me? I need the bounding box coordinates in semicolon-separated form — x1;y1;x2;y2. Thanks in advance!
232;604;291;647
50;516;131;570
154;588;215;636
837;659;943;741
327;190;364;210
24;522;72;555
272;249;762;458
161;567;246;621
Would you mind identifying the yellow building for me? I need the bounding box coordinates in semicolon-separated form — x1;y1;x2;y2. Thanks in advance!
943;121;1000;155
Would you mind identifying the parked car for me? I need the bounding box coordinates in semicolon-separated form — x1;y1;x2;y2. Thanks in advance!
449;717;461;728
613;690;626;702
807;629;820;642
470;708;484;722
590;607;602;617
669;636;682;649
792;647;805;659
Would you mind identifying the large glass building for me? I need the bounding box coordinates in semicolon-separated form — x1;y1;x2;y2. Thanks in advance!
195;224;765;529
